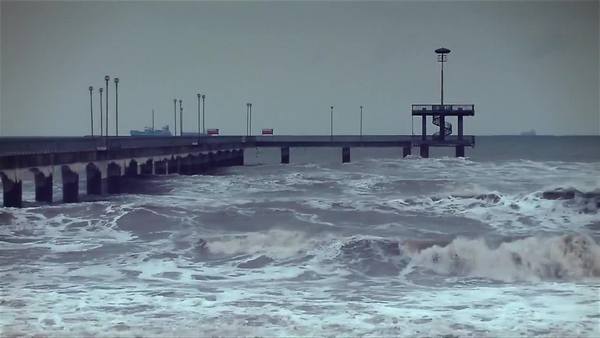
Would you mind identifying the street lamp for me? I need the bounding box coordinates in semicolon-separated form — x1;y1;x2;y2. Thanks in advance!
360;105;363;137
88;86;94;136
197;93;201;136
173;98;177;136
179;99;183;136
435;47;450;105
330;106;334;138
114;77;119;136
99;87;104;137
104;75;109;136
202;94;206;135
249;103;252;136
246;103;250;136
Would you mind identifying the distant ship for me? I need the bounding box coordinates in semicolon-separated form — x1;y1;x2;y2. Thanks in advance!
130;109;173;136
130;125;172;136
520;129;537;136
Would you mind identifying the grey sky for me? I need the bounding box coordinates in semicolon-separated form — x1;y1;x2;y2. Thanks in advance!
1;1;598;136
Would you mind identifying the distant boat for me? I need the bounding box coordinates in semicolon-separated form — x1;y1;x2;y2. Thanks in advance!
130;125;172;136
520;129;537;136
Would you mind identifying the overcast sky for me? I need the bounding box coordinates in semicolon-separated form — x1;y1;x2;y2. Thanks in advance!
1;1;598;136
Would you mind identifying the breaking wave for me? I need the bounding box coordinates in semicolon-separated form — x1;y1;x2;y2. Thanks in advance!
409;233;600;282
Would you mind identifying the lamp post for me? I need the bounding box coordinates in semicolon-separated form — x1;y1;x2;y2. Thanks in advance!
114;77;119;136
435;48;450;105
197;93;201;136
173;98;177;136
104;75;109;136
99;88;104;137
89;86;94;136
330;106;334;138
202;94;206;135
249;103;252;136
179;99;183;136
360;105;363;137
435;47;450;141
246;103;250;136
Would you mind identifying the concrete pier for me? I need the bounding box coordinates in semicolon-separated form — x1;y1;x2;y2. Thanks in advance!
86;163;102;195
1;173;22;208
32;170;52;203
281;147;290;164
342;147;351;163
61;166;79;203
0;135;474;208
107;162;121;194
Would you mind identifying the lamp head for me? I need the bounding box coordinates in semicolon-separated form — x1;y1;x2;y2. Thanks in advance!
330;106;334;110
202;95;205;99
197;93;201;98
104;75;110;81
99;88;103;93
89;86;93;91
114;77;119;84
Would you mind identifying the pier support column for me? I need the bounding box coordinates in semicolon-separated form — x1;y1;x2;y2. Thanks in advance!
107;162;121;194
33;170;53;203
180;155;193;175
342;147;351;163
208;152;216;168
155;160;167;175
403;146;411;158
281;147;290;164
167;156;178;174
458;116;464;141
419;144;429;158
140;159;153;175
421;116;427;140
86;163;102;195
61;165;79;203
235;149;244;166
455;145;465;158
1;173;22;208
198;154;208;172
125;160;138;177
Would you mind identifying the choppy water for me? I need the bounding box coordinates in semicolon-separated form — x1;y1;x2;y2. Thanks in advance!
1;136;600;337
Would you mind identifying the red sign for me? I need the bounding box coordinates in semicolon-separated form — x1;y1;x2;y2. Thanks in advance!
262;128;273;135
207;128;219;135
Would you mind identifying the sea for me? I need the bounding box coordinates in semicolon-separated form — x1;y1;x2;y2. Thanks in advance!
1;136;599;337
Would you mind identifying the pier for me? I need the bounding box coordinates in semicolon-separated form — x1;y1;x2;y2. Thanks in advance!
0;135;475;207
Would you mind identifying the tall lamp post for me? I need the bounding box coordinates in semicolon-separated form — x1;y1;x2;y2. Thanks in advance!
330;106;334;138
99;88;104;137
435;47;450;105
89;86;94;136
114;77;119;136
435;47;450;140
179;99;183;136
104;75;110;136
173;98;177;136
202;94;206;135
246;103;250;136
360;105;363;137
249;103;252;136
197;93;201;136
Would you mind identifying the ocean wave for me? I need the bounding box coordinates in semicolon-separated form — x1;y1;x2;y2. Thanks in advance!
408;233;600;282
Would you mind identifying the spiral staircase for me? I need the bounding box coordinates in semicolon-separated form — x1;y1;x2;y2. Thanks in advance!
432;115;452;137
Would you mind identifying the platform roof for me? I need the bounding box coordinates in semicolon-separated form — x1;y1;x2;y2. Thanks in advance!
411;104;475;116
